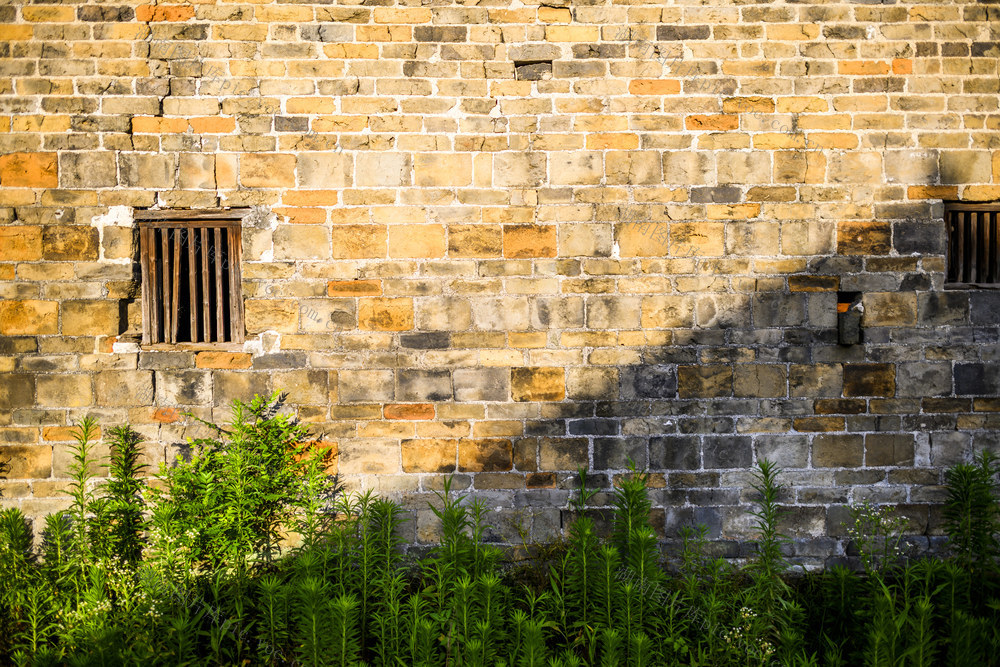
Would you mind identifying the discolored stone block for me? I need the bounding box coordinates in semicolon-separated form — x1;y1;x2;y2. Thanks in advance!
538;436;588;470
359;298;414;331
338;370;394;403
621;365;677;399
843;364;895;397
402;438;456;473
703;435;752;469
61;300;118;335
862;293;916;327
0;445;52;478
865;433;914;467
36;374;92;407
396;369;453;402
458;438;513;472
454;367;509;402
95;370;154;406
0;300;58;335
733;365;787;398
0;375;35;410
955;364;1000;395
155;370;212;405
678;365;733;398
650;436;700;470
42;226;99;261
813;434;863;467
511;367;565;402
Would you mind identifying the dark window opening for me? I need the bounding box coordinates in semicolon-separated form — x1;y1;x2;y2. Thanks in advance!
946;202;1000;287
136;210;247;345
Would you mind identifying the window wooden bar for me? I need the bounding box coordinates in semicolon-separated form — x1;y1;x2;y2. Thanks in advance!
188;228;198;342
945;203;1000;288
201;227;210;342
214;227;224;342
138;210;248;345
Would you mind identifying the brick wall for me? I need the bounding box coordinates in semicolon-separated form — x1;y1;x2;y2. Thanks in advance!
1;1;999;565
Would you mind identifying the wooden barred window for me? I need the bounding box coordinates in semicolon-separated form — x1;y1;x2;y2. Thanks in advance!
946;202;1000;287
136;209;247;345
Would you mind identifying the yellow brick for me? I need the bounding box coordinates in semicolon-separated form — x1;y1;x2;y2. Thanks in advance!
373;7;432;23
358;298;414;331
806;133;859;149
707;204;760;220
766;24;820;40
545;25;600;41
776;97;828;113
671;222;725;256
754;133;807;149
388;224;446;258
538;7;571;23
21;6;75;21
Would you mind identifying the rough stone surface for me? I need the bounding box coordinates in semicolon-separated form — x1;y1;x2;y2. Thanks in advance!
2;4;999;566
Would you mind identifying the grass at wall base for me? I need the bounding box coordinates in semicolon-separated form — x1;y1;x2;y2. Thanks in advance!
1;393;999;666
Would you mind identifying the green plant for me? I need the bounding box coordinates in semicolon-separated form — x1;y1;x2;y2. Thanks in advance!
846;501;908;576
943;450;1000;568
65;416;102;565
150;392;329;570
102;425;148;566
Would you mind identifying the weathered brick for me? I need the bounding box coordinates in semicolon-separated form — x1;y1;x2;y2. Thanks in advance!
61;300;118;335
678;365;733;398
0;300;58;335
0;152;57;188
402;438;456;473
0;226;42;261
458;438;513;472
511;367;565;402
36;375;92;407
42;226;98;261
843;364;895;398
813;434;863;468
0;445;52;478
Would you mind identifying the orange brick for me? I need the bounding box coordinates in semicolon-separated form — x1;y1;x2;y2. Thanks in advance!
892;58;913;75
188;117;236;133
195;351;252;369
503;225;557;258
136;4;195;21
0;300;58;335
274;207;326;224
358;297;414;331
0;226;42;261
628;79;681;95
132;117;187;133
384;403;435;420
42;426;101;441
283;191;340;206
327;280;382;296
586;133;639;149
0;153;57;188
838;61;890;76
388;224;447;258
908;185;959;199
686;115;739;131
153;407;181;423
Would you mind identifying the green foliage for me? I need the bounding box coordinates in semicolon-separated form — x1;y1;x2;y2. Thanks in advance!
943;450;1000;568
847;500;908;576
149;392;332;570
6;412;1000;665
103;424;148;566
